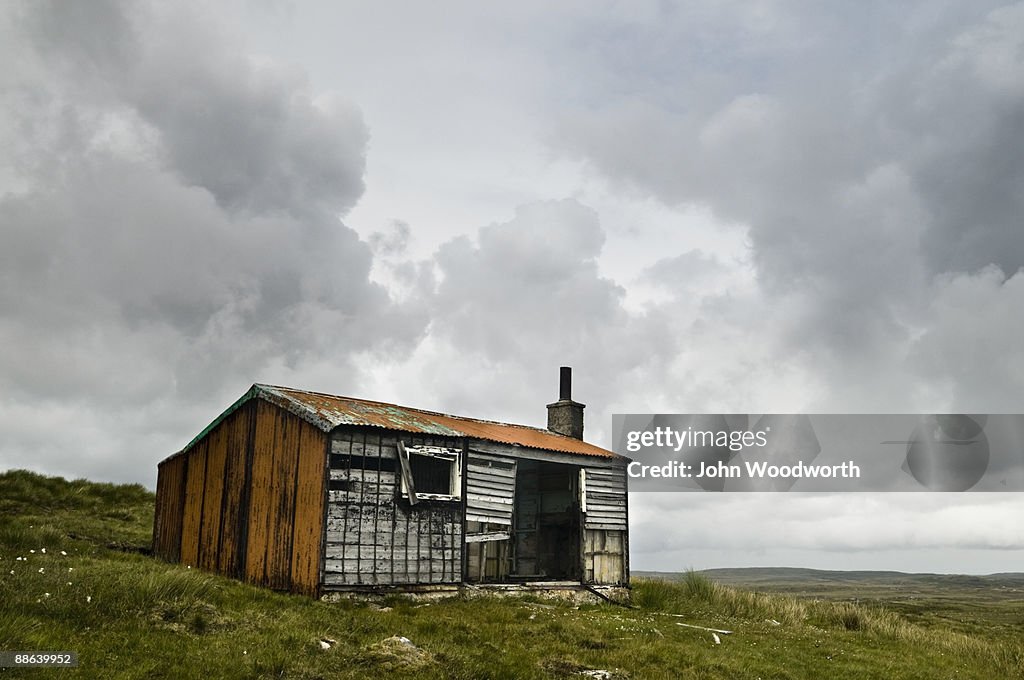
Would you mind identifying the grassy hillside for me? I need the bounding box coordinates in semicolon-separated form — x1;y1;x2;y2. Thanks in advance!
1;470;1022;679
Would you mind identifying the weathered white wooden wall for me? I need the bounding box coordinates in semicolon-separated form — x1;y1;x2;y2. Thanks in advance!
581;465;629;585
464;451;516;582
323;428;463;587
320;426;630;588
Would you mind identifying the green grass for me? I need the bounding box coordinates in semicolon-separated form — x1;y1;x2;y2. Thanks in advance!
1;469;1022;678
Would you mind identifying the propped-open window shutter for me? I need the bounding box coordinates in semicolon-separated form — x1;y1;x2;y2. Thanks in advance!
396;440;419;505
579;468;587;514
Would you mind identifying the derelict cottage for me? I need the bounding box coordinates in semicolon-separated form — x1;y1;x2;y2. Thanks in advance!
152;368;629;600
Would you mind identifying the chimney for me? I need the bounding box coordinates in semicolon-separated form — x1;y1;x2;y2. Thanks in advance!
546;366;585;439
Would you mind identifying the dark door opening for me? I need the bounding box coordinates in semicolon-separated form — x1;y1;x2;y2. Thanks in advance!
511;460;581;581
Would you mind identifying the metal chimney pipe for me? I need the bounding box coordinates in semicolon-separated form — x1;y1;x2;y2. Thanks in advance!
559;366;572;400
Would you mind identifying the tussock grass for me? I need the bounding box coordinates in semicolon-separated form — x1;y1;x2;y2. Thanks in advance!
637;570;809;625
0;469;151;514
636;571;1022;675
1;469;1022;679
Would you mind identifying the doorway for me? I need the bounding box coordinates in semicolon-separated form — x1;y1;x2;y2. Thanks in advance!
511;459;581;580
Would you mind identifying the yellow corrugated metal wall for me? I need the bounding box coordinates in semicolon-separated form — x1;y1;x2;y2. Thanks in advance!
152;399;328;596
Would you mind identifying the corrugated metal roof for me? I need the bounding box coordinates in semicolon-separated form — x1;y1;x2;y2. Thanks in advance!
256;384;620;459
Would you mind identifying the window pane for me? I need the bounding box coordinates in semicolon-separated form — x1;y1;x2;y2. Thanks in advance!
410;455;451;495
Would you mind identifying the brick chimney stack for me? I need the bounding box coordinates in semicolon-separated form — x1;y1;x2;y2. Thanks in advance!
546;366;585;439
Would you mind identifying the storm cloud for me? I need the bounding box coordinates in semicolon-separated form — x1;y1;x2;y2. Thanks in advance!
0;1;423;481
1;1;1022;572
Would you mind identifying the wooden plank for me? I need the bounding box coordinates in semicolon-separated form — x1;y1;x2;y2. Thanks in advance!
586;476;627;487
467;472;515;487
396;440;418;504
467;452;516;465
330;468;397;484
587;492;627;503
466;513;512;526
180;443;207;568
152;465;168;558
465;497;514;514
217;403;252;579
584;522;628;531
465;478;514;494
198;424;228;572
587;471;625;480
467;463;515;478
332;436;396;459
290;421;326;596
154;455;186;561
264;411;300;590
153;461;170;559
466;492;512;504
587;483;627;495
465;531;511;543
585;508;627;519
325;544;399;560
244;401;277;586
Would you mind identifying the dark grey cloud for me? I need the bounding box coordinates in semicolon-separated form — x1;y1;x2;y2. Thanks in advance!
0;1;423;483
545;1;1024;409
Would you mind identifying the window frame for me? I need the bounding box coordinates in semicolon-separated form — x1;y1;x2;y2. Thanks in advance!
396;441;462;504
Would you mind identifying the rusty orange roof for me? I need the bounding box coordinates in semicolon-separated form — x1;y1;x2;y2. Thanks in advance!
179;383;622;460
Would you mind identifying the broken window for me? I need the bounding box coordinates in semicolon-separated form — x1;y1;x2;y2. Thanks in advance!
397;442;461;503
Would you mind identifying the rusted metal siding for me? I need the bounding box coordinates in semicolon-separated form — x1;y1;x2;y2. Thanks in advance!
198;425;228;573
290;423;328;596
244;402;275;584
152;397;327;596
267;404;298;589
217;402;255;579
323;428;463;588
180;441;208;567
153;453;187;561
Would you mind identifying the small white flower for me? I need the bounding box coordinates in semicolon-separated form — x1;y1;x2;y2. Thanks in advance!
68;568;73;572
8;570;13;575
44;592;50;597
60;551;67;556
67;582;72;586
38;567;44;573
15;557;23;561
41;548;46;554
86;596;91;603
29;550;35;554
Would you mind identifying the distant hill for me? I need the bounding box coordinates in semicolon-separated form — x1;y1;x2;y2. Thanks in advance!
645;567;1024;591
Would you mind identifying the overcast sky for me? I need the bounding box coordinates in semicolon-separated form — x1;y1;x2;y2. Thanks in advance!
2;0;1023;574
